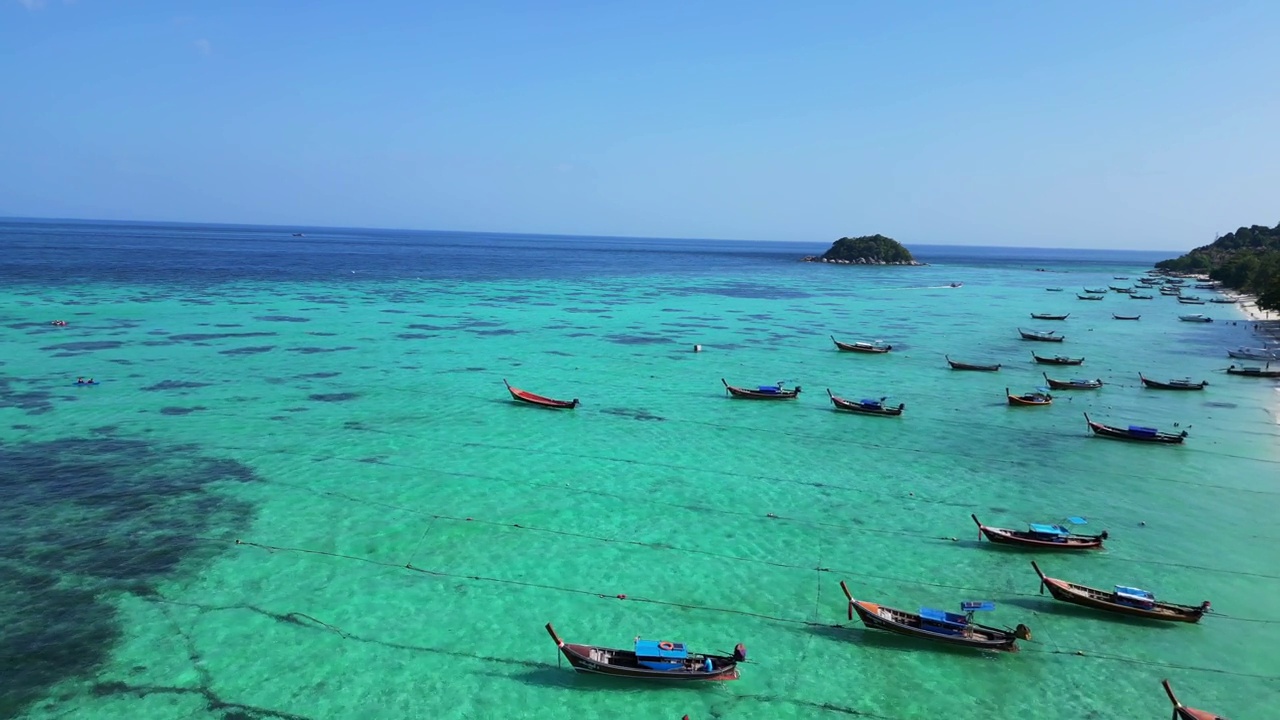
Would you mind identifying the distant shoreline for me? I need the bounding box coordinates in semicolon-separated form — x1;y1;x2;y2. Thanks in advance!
0;216;1188;255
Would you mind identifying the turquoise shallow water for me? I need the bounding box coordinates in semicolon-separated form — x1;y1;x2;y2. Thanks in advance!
2;223;1278;719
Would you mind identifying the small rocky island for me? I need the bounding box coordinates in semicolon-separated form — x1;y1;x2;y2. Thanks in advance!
802;234;923;265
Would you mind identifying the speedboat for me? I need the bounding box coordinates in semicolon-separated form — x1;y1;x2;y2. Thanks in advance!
1228;346;1280;361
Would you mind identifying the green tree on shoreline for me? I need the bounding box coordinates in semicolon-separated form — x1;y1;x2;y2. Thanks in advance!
1156;223;1280;312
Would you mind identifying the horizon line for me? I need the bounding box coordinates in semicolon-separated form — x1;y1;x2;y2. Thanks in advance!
0;214;1184;254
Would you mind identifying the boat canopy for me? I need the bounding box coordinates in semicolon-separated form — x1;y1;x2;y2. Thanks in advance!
1029;523;1068;536
1128;425;1158;436
960;601;995;612
635;640;688;659
756;385;781;393
859;398;881;406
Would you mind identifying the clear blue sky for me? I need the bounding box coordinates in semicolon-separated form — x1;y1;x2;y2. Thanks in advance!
3;1;1277;248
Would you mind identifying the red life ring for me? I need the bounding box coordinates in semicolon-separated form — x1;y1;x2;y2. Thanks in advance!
658;641;675;651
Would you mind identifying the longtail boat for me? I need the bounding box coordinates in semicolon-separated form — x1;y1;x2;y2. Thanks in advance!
1163;679;1228;720
1177;297;1206;305
544;623;745;681
945;355;1000;372
1007;387;1052;406
1084;413;1187;443
1076;294;1105;301
972;514;1106;550
1129;294;1153;299
827;389;903;416
830;336;892;353
1032;352;1083;365
1139;373;1207;391
1042;373;1102;390
1113;314;1141;320
1179;314;1213;323
1030;313;1069;320
1045;287;1063;291
503;379;579;409
1226;364;1280;378
839;581;1030;651
1019;328;1065;343
1208;297;1235;304
1030;562;1209;622
1083;287;1107;294
722;378;801;400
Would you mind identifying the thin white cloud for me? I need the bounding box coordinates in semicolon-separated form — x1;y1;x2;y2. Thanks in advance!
194;38;212;56
17;0;48;10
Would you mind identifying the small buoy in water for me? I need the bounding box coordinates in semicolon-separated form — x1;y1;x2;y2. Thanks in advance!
616;594;627;600
1075;650;1085;656
949;537;958;542
1139;521;1146;526
766;513;778;518
908;492;914;496
694;344;702;352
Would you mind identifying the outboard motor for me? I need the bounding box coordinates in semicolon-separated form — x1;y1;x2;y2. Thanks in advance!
732;643;747;662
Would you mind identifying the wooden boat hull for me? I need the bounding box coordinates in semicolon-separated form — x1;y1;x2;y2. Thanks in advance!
841;584;1025;651
972;515;1104;550
1163;680;1227;720
1031;563;1207;622
1226;365;1280;378
1076;294;1105;300
945;355;1000;371
1032;353;1083;365
1030;314;1069;320
1042;373;1101;390
827;389;903;416
1019;329;1065;342
831;336;891;353
1084;413;1186;444
1139;374;1207;391
1007;390;1052;406
504;379;579;409
545;624;741;682
1112;314;1141;320
722;378;800;400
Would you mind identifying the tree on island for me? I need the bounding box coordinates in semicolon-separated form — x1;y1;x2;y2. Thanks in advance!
1157;223;1280;312
814;234;917;264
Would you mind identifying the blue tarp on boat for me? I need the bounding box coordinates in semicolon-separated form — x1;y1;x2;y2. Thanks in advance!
918;608;967;627
634;640;688;659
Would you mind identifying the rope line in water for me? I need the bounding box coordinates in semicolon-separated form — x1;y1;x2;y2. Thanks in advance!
226;456;1280;590
232;539;1280;681
234;537;1280;629
212;438;1264;580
